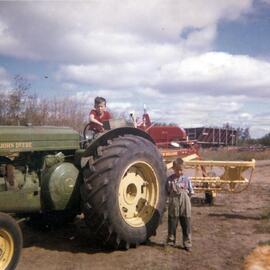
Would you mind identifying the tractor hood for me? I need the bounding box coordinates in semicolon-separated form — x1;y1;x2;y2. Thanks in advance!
0;125;80;154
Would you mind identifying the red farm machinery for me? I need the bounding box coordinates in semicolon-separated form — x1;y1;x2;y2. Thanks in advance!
134;109;255;204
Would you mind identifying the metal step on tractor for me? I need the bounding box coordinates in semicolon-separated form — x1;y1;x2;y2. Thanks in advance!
0;118;255;270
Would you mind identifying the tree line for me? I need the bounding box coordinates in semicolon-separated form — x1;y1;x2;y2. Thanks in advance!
0;76;87;132
1;75;270;146
245;134;270;147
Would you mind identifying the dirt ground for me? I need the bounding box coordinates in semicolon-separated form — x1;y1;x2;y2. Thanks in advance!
17;160;270;270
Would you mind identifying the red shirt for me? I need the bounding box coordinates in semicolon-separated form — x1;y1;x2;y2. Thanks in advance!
89;109;111;132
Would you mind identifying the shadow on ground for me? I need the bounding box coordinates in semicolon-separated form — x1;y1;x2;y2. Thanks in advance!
20;218;116;254
208;213;263;220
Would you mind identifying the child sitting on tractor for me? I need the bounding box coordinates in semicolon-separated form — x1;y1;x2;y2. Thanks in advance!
89;96;111;133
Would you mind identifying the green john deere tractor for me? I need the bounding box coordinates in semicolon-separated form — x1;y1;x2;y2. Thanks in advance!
0;119;166;269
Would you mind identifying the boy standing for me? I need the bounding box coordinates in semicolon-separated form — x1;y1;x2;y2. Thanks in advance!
166;157;194;251
89;96;111;133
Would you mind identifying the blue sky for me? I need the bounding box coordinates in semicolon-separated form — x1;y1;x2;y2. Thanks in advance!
0;0;270;138
216;1;270;57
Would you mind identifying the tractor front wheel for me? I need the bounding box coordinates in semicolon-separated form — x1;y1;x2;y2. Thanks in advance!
0;213;22;270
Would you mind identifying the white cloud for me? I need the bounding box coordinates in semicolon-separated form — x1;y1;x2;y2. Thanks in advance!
250;127;270;138
182;25;217;51
69;85;267;138
239;113;253;121
57;52;270;99
1;0;270;138
61;82;79;91
0;1;252;62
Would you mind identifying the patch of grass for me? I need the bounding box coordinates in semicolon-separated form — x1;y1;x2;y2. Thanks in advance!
255;222;270;234
258;240;270;246
255;208;270;234
261;208;270;220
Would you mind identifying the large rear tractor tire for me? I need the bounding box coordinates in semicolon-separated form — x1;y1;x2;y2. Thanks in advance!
0;213;22;270
81;135;166;249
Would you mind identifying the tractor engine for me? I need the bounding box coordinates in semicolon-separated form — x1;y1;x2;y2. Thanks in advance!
0;126;80;213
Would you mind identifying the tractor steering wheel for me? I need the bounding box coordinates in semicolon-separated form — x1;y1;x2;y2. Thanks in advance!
83;123;95;141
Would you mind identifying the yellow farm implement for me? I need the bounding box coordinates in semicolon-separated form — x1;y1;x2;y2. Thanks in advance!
163;152;256;204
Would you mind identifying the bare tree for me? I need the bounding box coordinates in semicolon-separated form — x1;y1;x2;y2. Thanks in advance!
0;75;91;131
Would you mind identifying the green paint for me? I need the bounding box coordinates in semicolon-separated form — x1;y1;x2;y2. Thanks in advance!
0;126;80;154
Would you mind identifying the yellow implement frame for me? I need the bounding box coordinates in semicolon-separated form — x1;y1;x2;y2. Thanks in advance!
165;154;256;195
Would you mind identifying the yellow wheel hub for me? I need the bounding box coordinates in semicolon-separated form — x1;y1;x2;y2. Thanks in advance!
118;161;159;227
0;229;14;269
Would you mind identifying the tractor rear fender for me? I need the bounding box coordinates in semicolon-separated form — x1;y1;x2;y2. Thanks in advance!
82;127;155;162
